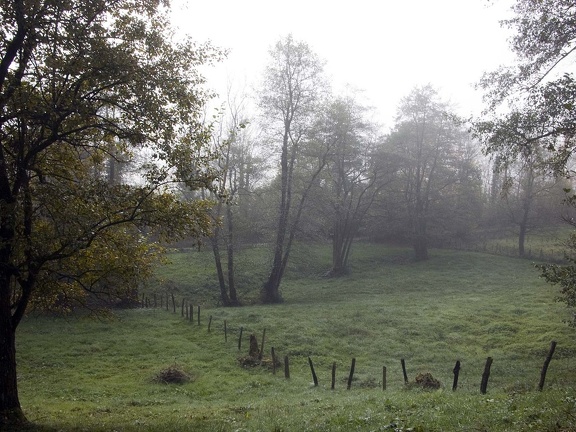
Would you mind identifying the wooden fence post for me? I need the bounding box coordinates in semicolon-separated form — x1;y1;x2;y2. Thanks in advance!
480;357;493;394
452;360;461;391
224;320;227;342
331;362;336;390
189;304;193;322
538;341;557;391
197;305;200;326
171;293;176;313
284;356;290;379
181;299;185;317
347;358;356;390
383;366;387;391
271;347;276;375
401;359;409;384
238;327;243;350
308;357;318;386
208;315;212;332
154;293;157;308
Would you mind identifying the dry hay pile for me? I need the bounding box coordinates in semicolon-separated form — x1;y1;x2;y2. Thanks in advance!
153;365;192;384
237;354;281;370
412;372;441;390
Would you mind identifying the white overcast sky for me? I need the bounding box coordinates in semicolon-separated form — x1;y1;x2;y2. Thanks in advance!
170;0;515;129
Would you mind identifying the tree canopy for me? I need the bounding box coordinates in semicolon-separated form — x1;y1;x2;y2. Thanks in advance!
476;0;576;174
0;0;222;426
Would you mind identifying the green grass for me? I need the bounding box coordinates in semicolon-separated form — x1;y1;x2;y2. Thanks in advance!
14;245;576;431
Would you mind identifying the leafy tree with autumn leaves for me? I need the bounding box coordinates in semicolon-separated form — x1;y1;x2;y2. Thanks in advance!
0;0;223;426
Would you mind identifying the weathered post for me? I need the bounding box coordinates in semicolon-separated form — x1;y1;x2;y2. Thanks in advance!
401;359;409;384
452;360;461;391
347;358;356;390
480;357;493;394
308;357;318;386
383;366;387;391
208;315;212;332
171;293;176;313
197;305;200;326
284;356;290;379
238;327;243;351
538;341;557;391
271;347;276;374
224;320;228;342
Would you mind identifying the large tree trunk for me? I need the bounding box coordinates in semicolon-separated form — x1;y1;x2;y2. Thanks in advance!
261;130;291;304
211;234;231;307
0;280;27;428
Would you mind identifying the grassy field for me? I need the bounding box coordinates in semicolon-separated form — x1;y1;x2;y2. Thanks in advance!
14;244;576;431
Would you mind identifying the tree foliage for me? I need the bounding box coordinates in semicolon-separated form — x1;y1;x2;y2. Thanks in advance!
0;0;222;426
476;0;576;174
476;0;576;318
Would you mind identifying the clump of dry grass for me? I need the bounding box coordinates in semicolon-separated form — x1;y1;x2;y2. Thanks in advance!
153;365;192;384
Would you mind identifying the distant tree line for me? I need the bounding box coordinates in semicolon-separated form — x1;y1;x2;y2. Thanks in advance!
206;33;571;305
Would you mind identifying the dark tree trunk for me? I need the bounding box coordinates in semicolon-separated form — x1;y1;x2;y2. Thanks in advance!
262;129;291;304
0;279;27;427
211;235;231;307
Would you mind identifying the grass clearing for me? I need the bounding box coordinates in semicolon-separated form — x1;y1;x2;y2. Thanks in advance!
14;245;576;431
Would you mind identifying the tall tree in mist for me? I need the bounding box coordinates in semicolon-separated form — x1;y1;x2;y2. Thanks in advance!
317;96;395;276
258;35;327;303
388;85;467;261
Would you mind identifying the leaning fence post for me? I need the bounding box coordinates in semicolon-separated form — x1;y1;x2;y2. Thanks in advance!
401;359;409;384
308;357;319;386
538;341;557;391
480;357;493;394
347;358;356;390
452;360;461;391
